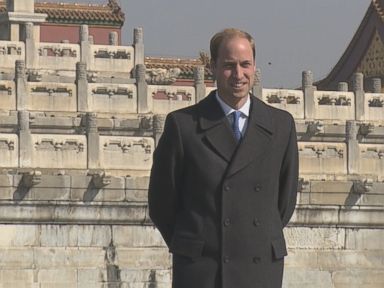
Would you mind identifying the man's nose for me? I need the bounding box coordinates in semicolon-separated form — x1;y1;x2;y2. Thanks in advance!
233;64;243;79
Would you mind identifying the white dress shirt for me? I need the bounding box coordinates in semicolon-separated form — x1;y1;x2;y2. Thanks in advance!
215;92;250;136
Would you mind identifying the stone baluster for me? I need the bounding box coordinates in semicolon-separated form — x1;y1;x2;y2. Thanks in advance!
252;68;263;99
338;82;348;92
303;70;315;119
15;60;28;110
109;32;118;46
24;22;37;69
134;27;144;66
153;115;166;146
352;72;364;120
194;65;206;103
80;25;90;65
346;121;359;174
86;113;100;169
136;64;149;113
371;77;382;93
76;62;89;112
18;111;32;167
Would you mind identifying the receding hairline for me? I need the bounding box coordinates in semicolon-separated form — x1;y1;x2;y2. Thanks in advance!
210;28;255;63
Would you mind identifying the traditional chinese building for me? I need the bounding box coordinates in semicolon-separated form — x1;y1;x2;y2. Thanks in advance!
317;0;384;92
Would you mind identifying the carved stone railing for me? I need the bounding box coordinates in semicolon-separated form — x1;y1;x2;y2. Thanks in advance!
0;40;24;69
0;80;16;110
89;45;134;73
35;42;80;70
148;85;195;114
364;93;384;121
262;89;304;119
314;91;355;120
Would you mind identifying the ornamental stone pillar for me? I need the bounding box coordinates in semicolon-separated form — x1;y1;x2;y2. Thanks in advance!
86;112;100;169
136;64;149;113
338;82;348;92
18;110;32;167
346;121;359;174
109;32;118;46
80;25;90;65
153;114;166;146
303;70;315;119
194;65;206;103
252;68;262;99
134;27;144;66
24;22;37;69
371;77;382;93
76;62;89;112
352;72;364;120
15;60;28;110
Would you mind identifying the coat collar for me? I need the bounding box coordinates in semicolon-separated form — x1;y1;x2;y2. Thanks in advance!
198;90;274;177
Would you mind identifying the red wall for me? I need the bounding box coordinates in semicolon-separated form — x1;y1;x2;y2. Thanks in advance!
40;24;122;45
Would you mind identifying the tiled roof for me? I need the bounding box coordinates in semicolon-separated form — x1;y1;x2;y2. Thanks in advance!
0;0;124;26
145;55;213;80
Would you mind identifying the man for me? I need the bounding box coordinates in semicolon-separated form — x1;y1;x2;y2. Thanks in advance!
148;28;298;288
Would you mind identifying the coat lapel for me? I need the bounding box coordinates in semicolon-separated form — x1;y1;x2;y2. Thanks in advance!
226;96;274;177
199;91;238;162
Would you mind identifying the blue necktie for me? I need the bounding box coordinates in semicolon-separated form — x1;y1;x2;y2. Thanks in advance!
232;111;242;141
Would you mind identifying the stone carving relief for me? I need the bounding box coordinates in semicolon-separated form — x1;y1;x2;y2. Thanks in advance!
317;95;351;106
0;44;22;55
31;86;73;97
266;94;300;104
299;145;344;158
361;147;384;159
0;84;12;95
103;138;152;154
146;68;181;85
38;46;77;57
92;86;133;98
35;139;84;153
368;97;384;107
152;89;191;101
0;139;15;150
94;49;131;59
306;121;324;136
28;70;43;82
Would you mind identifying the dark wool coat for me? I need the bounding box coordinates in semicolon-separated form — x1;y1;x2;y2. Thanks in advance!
148;91;298;288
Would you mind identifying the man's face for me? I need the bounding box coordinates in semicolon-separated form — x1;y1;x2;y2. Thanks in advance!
211;36;256;108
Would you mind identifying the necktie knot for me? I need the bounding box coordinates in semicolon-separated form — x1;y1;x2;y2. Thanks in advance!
232;111;242;141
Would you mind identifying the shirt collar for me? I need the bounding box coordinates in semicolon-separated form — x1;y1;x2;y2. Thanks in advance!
215;91;250;117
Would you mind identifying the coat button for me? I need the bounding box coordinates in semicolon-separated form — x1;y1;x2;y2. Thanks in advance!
223;256;230;263
253;256;261;264
254;184;262;192
223;218;231;227
253;218;260;227
224;185;230;192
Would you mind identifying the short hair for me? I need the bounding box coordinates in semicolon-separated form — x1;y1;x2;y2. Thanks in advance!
210;28;255;63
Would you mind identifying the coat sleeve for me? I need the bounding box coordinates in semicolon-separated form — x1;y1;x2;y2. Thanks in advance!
278;115;299;227
148;113;184;247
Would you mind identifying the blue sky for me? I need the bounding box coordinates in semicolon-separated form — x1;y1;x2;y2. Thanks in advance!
42;0;371;88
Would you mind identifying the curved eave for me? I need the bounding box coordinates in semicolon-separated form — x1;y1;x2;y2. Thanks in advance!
316;3;383;90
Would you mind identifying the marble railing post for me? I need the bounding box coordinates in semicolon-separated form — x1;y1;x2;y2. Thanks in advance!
371;77;382;93
24;22;36;69
352;72;364;120
338;82;348;92
134;27;144;66
18;111;32;167
15;60;28;110
80;25;90;65
252;68;262;99
346;121;359;174
136;64;149;113
86;112;100;169
109;32;118;46
303;70;315;119
194;65;206;103
76;62;89;112
153;115;166;146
